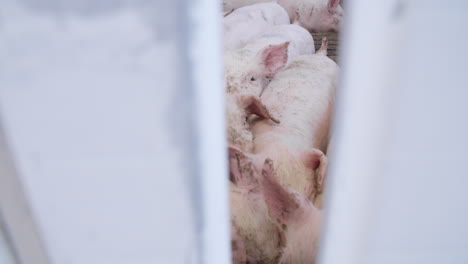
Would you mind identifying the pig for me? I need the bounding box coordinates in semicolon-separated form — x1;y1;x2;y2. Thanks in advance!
228;148;325;263
225;42;290;96
225;25;316;152
248;37;337;201
228;146;284;263
243;24;316;59
225;42;289;152
222;0;343;32
261;158;323;264
223;3;290;51
223;0;275;16
278;0;343;32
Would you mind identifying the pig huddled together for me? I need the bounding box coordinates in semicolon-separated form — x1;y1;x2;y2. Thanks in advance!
223;1;342;263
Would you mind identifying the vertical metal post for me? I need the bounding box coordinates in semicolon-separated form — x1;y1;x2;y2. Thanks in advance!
320;1;468;264
0;122;50;264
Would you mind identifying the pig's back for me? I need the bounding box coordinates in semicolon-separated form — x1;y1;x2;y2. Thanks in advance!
262;54;338;151
223;0;276;13
224;3;290;51
243;24;315;59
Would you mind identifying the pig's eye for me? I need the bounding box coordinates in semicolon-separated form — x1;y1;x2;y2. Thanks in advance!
250;77;256;81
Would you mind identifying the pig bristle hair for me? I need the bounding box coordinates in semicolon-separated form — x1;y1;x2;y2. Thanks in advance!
316;37;328;56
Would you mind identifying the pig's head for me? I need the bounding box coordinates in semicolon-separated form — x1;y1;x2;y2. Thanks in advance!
224;42;290;96
228;147;285;263
295;0;343;33
226;94;280;152
261;159;323;264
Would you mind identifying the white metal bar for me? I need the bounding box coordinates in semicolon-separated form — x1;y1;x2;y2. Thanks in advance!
189;0;232;263
320;0;468;264
0;1;201;263
0;122;50;264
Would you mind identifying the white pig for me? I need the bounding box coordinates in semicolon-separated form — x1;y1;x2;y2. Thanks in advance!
261;158;322;264
278;0;343;32
225;41;289;96
228;147;284;263
249;37;337;200
223;0;343;32
224;3;290;51
223;0;274;16
229;150;325;263
225;25;315;152
225;42;288;152
243;24;315;59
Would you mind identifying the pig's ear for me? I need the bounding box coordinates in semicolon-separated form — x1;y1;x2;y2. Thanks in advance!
242;95;280;124
257;42;290;78
261;159;300;228
328;0;341;13
228;146;258;187
301;149;328;200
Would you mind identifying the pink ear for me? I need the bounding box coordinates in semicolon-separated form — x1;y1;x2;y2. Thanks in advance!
258;42;290;78
228;146;259;187
328;0;340;13
242;95;280;124
301;149;328;199
261;159;300;228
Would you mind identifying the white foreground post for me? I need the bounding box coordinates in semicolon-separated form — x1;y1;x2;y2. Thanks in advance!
0;0;229;263
321;0;468;264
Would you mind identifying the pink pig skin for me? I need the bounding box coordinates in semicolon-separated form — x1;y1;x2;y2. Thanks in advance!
225;25;316;153
225;42;288;152
278;0;343;32
228;147;284;263
250;38;336;201
223;0;343;32
261;159;322;264
228;151;324;264
243;24;316;59
224;3;289;51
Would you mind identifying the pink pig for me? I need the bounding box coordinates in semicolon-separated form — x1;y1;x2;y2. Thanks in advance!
223;0;275;17
243;24;316;59
249;38;337;200
225;42;290;97
225;28;318;152
223;0;343;32
225;42;289;152
224;3;290;51
278;0;343;32
261;159;323;264
228;147;284;263
228;148;325;263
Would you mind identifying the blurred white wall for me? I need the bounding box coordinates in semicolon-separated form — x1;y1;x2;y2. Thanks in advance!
0;0;228;263
321;0;468;264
